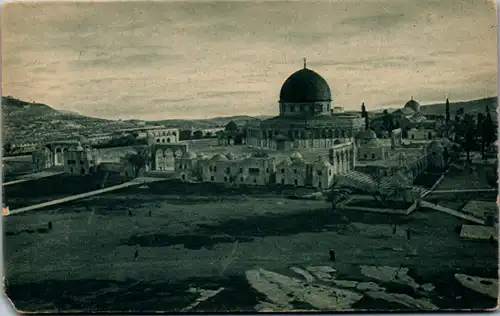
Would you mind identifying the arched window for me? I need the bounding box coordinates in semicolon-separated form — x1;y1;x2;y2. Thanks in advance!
167;138;171;143
156;139;160;143
294;179;298;186
162;139;165;143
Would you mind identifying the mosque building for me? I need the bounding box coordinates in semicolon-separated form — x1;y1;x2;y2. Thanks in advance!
246;59;365;151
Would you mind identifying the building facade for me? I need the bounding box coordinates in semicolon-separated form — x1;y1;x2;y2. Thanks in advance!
147;128;180;145
63;146;97;175
174;142;356;190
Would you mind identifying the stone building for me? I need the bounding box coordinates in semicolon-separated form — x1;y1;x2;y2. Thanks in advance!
32;139;90;170
390;128;403;148
175;151;200;181
147;128;180;145
276;153;309;187
175;141;356;190
246;62;365;151
63;145;97;175
194;152;277;186
355;130;392;161
328;141;356;174
408;128;436;141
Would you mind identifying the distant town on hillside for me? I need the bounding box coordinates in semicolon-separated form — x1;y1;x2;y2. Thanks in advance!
2;95;497;157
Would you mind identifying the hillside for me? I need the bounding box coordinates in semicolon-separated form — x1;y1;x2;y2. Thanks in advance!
1;96;136;145
148;115;271;129
370;97;497;117
420;97;497;117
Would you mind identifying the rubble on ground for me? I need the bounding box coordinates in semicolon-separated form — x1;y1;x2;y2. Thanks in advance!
455;274;498;299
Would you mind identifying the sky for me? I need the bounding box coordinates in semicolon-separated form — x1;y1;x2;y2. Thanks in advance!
2;0;498;120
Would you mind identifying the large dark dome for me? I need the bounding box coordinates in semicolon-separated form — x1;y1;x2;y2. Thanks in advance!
279;68;332;103
404;99;420;112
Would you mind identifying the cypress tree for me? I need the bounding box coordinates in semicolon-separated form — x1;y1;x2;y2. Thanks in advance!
445;98;450;122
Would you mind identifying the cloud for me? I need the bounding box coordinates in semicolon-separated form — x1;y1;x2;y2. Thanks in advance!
2;0;497;120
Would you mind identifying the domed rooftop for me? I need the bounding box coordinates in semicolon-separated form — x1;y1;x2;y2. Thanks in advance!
404;98;420;112
182;151;197;159
290;151;303;160
359;129;378;141
279;66;332;103
211;153;228;161
364;138;382;147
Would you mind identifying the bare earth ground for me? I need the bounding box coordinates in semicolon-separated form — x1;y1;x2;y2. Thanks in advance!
3;185;498;312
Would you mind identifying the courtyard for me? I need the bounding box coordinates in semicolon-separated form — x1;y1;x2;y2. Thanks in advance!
3;184;498;312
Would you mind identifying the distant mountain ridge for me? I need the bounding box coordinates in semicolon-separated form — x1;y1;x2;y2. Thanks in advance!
419;97;497;117
372;97;497;117
147;115;272;129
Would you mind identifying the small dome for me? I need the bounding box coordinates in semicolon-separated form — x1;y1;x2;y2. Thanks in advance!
211;153;228;161
364;139;382;147
358;129;378;141
404;99;420;112
279;68;332;103
182;151;197;159
226;152;237;160
290;151;303;160
197;152;205;157
75;145;84;151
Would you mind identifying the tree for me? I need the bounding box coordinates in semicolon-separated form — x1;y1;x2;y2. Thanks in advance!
382;110;395;135
443;147;450;165
225;121;239;133
127;147;151;178
481;106;496;160
326;178;352;211
463;114;476;163
370;172;410;207
445;98;450;122
361;103;369;130
3;142;13;155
